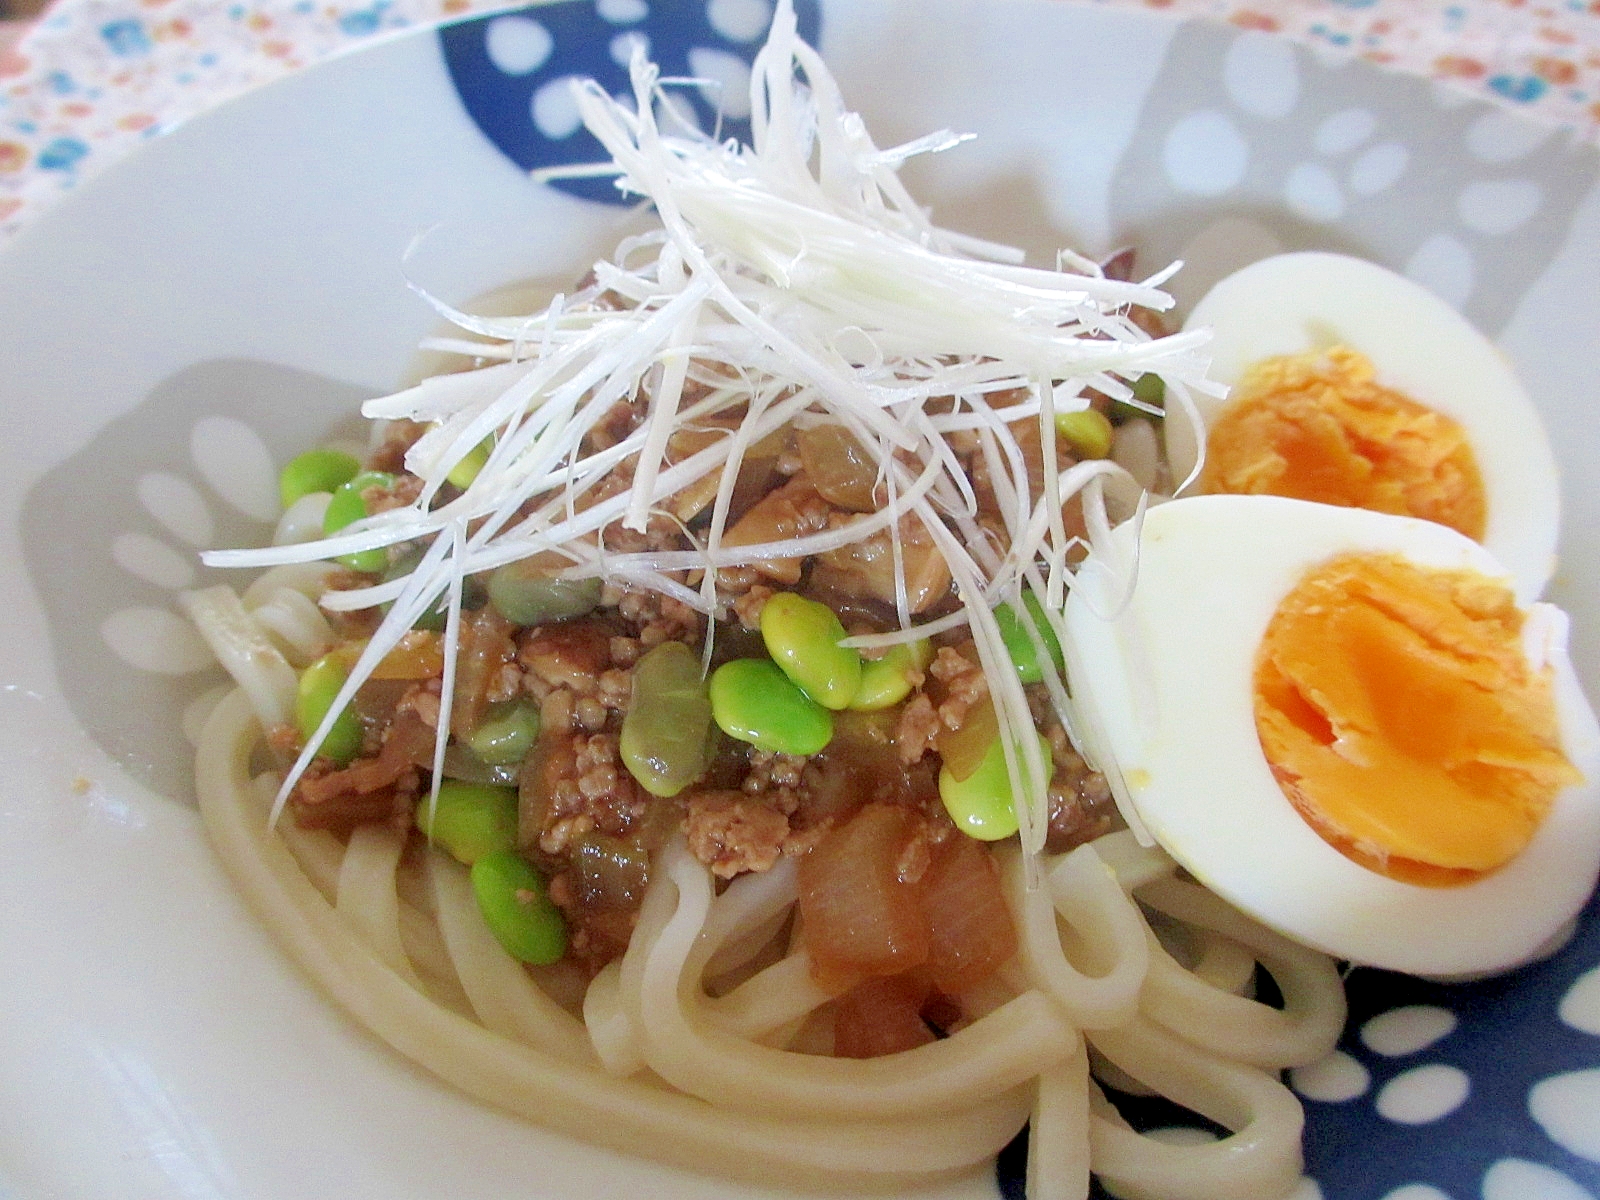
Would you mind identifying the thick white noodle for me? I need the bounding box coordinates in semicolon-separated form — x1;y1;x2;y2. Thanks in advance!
245;586;335;667
1135;878;1346;1070
179;585;297;727
197;690;1033;1190
335;823;419;987
582;959;644;1076
1028;1036;1093;1200
625;840;1078;1119
706;951;839;1042
428;852;595;1066
199;688;1344;1197
1087;1017;1305;1200
1006;845;1149;1029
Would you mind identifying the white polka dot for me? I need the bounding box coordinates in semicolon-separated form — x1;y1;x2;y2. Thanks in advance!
1381;1186;1454;1200
137;472;214;548
1481;1159;1596;1200
1465;108;1556;164
1530;1069;1600;1162
191;417;276;522
688;47;753;120
610;30;649;67
1287;1180;1323;1200
112;532;195;590
1457;178;1544;235
532;76;586;139
1375;1064;1470;1124
1291;1050;1370;1102
101;607;214;675
1361;1005;1458;1057
1560;964;1600;1034
595;0;647;23
1223;30;1301;119
1314;108;1376;155
1144;1126;1218;1146
653;90;702;135
483;15;553;76
707;0;772;43
1406;234;1475;308
1163;110;1249;196
1348;142;1409;196
1284;162;1345;222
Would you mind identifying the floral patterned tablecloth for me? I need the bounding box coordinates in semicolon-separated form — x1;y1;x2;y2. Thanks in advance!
1;0;1599;242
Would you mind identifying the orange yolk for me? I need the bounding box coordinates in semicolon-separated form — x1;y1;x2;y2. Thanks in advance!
1204;347;1488;543
1253;553;1580;886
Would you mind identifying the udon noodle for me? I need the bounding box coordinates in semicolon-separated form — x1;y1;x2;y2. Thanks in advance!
196;677;1341;1197
186;5;1348;1196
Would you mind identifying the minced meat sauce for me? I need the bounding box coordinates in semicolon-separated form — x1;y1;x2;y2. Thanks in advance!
278;381;1124;972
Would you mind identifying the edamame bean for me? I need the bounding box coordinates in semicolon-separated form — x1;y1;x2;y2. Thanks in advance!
466;700;541;766
1132;373;1165;410
759;591;861;710
1054;408;1114;460
446;436;493;489
995;592;1065;685
470;849;567;964
279;447;360;510
849;639;932;712
708;658;832;756
323;470;396;574
415;781;518;864
296;653;363;766
380;547;488;631
621;641;715;797
487;564;603;626
938;732;1052;841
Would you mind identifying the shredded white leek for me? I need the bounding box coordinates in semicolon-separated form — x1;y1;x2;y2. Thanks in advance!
202;0;1214;847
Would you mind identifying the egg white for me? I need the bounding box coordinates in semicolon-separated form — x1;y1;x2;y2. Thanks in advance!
1062;493;1600;976
1171;252;1561;604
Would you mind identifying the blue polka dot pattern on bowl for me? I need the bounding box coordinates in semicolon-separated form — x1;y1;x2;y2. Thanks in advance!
437;0;821;204
1296;889;1600;1199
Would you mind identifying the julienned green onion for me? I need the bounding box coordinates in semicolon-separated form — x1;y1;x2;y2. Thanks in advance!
200;2;1213;849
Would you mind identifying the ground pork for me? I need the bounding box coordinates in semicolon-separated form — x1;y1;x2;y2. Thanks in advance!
683;790;791;878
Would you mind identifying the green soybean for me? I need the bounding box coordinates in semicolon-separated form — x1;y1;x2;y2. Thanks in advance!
995;592;1065;685
415;781;518;864
446;436;493;489
849;639;932;712
323;470;396;574
487;563;603;626
1132;373;1165;410
466;700;541;766
709;658;832;756
381;547;487;631
759;591;861;710
470;850;567;965
279;447;360;510
1053;408;1114;460
296;653;363;766
621;641;715;797
938;732;1052;842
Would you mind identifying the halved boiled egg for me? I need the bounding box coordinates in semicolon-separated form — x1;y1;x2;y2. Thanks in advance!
1062;493;1599;976
1171;252;1560;603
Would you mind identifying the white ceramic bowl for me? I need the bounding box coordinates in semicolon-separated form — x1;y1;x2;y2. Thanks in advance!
2;2;1597;1198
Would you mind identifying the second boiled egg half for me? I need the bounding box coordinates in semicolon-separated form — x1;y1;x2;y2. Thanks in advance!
1063;493;1599;977
1172;252;1560;603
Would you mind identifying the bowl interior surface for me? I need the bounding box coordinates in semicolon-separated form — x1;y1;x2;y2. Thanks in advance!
0;2;1597;1199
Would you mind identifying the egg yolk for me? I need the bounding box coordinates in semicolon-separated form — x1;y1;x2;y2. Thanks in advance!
1204;347;1488;543
1253;552;1579;886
